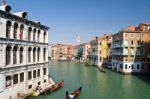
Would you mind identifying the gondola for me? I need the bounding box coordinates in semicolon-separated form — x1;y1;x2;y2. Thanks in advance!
50;80;64;92
66;86;82;99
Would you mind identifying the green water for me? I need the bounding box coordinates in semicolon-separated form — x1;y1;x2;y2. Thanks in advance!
29;60;150;99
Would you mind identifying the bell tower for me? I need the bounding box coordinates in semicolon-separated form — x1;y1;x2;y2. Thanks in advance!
77;33;80;45
2;0;6;6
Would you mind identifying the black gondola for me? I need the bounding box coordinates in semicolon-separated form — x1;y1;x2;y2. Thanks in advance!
66;86;82;99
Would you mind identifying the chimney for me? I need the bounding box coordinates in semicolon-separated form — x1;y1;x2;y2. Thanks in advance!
2;0;6;6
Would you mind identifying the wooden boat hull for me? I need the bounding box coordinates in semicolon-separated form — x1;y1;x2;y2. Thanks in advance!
66;86;82;99
50;80;64;92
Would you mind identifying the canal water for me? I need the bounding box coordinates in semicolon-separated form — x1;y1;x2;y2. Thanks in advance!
29;60;150;99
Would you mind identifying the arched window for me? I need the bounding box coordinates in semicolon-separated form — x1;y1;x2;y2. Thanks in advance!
13;46;18;64
20;47;23;63
20;24;24;40
43;31;46;43
6;21;11;38
43;48;46;61
37;48;40;62
33;28;36;42
28;27;32;41
33;47;36;62
6;45;11;65
37;30;40;42
13;23;18;39
28;47;32;63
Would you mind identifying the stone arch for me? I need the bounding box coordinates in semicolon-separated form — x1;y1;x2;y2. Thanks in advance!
6;45;12;65
13;23;18;39
6;21;12;38
43;31;46;43
20;24;24;40
37;30;41;42
43;48;46;61
28;27;32;41
28;47;32;63
13;46;18;64
20;47;23;63
33;47;36;62
37;47;40;62
33;28;37;42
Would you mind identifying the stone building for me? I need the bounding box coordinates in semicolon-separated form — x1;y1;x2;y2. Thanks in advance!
49;44;74;60
111;23;150;74
88;35;112;67
0;1;50;99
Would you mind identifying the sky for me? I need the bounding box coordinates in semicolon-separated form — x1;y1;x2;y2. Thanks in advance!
6;0;150;45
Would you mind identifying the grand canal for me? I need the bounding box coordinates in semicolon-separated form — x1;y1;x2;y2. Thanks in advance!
29;60;150;99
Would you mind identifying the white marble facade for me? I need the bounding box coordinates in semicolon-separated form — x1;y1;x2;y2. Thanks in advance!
0;4;49;99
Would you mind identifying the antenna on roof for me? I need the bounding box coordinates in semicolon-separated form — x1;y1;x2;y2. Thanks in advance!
2;0;6;6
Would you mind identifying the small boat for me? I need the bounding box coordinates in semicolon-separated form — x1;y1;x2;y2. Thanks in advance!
66;86;82;99
50;80;64;92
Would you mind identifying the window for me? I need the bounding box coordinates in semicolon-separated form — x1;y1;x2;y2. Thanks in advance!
28;71;32;80
131;40;134;45
20;47;23;63
137;64;140;70
125;64;127;69
33;48;36;62
33;29;36;41
38;69;40;77
43;48;46;61
28;27;32;41
33;70;36;78
28;85;32;89
131;64;134;69
37;48;40;62
37;30;40;42
38;81;41;85
44;79;47;83
20;73;24;82
13;46;18;64
6;76;12;88
43;68;47;75
6;21;11;38
6;46;11;65
44;31;46;43
120;64;123;69
20;25;24;40
13;74;18;85
13;23;18;39
28;47;32;63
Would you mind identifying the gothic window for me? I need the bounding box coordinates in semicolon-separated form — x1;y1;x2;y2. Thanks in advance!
43;68;47;75
20;47;23;63
43;48;46;61
28;47;32;63
28;27;32;41
33;47;36;62
37;30;40;42
33;28;36;42
13;23;18;39
20;24;24;40
6;21;11;38
13;46;18;64
44;31;46;43
6;45;11;65
37;47;40;62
